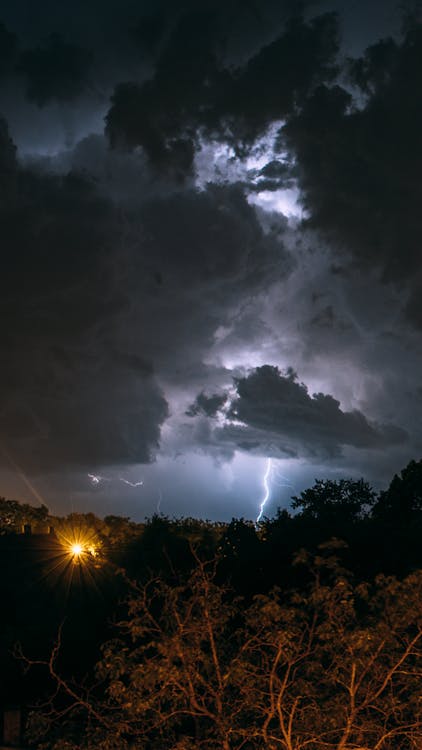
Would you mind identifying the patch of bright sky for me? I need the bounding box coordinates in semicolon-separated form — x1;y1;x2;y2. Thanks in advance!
195;121;303;220
207;341;279;373
77;453;263;521
84;452;359;522
79;452;308;521
247;188;304;218
203;288;293;375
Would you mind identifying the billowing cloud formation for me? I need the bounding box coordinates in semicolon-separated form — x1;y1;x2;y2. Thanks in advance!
187;392;228;418
137;184;287;289
0;119;168;472
193;366;407;459
105;11;339;174
1;356;168;472
283;21;422;324
0;118;290;476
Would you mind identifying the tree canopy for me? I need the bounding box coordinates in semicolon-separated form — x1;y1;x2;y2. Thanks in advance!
27;550;422;750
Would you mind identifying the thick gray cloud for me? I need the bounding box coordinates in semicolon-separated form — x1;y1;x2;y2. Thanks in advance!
229;365;406;455
186;392;228;418
105;10;339;175
0;120;169;472
187;366;407;461
282;21;422;327
1;355;168;472
136;183;288;289
0;118;290;480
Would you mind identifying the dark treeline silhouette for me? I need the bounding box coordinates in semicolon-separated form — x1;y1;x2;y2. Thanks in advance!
1;458;422;747
116;459;422;592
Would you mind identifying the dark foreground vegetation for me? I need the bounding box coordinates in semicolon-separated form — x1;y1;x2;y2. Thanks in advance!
1;459;422;748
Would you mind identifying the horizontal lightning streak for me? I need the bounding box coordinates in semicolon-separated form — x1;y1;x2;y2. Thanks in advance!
88;473;143;488
119;478;143;487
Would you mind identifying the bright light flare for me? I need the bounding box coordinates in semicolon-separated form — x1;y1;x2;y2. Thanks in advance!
38;525;103;593
57;528;100;567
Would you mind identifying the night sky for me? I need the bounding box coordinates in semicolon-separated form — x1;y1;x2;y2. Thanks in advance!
1;0;421;521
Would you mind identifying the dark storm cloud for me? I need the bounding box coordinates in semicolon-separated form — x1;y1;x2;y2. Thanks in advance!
202;366;407;459
105;8;225;175
0;19;94;107
1;356;168;472
0;22;18;75
0;119;168;472
16;34;93;106
246;159;297;193
136;183;287;289
0;116;16;194
0;116;290;474
107;181;290;390
105;10;339;174
282;20;422;324
216;12;339;144
186;392;228;417
64;141;291;377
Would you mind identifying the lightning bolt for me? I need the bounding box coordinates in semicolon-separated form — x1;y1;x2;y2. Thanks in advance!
256;457;272;525
88;473;110;486
156;489;163;514
271;468;294;491
88;473;143;488
119;477;143;487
